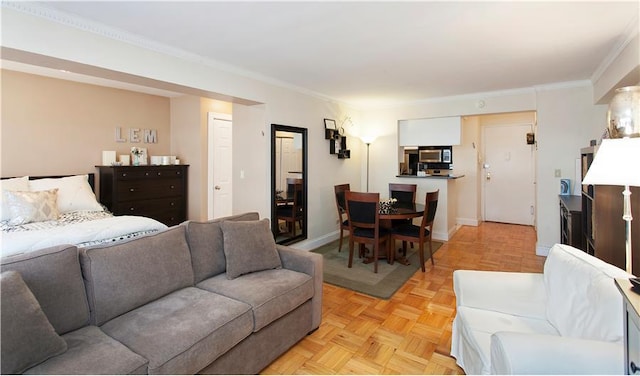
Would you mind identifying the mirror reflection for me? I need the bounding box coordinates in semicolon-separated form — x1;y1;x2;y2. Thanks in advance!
271;124;307;244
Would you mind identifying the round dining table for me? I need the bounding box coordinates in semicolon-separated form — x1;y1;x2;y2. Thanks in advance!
359;201;426;265
379;202;425;222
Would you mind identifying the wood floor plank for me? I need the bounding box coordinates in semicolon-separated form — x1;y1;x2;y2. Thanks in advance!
262;222;543;375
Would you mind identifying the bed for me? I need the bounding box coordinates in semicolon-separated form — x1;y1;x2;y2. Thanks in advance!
1;174;168;257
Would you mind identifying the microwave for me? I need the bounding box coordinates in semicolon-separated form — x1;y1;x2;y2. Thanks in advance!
419;149;451;163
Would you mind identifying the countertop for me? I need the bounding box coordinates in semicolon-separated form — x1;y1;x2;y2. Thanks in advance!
396;174;465;180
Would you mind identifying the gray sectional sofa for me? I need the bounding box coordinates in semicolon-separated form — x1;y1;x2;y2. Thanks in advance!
0;212;322;374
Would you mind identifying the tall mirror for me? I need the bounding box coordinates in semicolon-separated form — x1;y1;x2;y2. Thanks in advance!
271;124;308;245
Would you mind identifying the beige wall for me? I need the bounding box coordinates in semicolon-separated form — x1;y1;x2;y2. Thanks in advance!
1;69;171;178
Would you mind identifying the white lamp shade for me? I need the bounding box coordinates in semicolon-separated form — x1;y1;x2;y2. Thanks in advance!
360;135;377;144
582;138;640;187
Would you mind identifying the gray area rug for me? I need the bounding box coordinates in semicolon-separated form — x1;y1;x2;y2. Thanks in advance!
311;238;442;299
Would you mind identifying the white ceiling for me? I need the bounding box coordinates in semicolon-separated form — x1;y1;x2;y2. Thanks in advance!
7;1;640;107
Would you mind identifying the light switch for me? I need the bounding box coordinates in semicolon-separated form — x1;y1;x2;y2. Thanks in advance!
554;169;561;177
240;170;245;179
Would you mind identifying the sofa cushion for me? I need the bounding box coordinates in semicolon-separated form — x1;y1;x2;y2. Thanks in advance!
453;270;547;319
544;243;632;342
1;244;90;334
197;268;314;332
1;271;68;374
184;212;260;283
452;306;559;375
100;287;253;375
25;326;148;375
80;226;194;326
221;218;282;279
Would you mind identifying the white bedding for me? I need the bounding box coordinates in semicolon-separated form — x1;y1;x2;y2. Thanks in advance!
1;212;168;257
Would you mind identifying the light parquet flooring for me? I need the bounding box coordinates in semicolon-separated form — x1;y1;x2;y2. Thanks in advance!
262;222;546;375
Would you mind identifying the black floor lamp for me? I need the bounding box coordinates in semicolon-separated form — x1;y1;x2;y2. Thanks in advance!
361;136;376;192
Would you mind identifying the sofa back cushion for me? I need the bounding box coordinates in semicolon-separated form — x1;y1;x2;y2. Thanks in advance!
544;243;633;342
184;212;260;284
80;226;194;326
1;271;68;374
0;244;90;334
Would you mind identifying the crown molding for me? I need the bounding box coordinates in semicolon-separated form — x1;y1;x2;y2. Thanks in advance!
591;12;639;84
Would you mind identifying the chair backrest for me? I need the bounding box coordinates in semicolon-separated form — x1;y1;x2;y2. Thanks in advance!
345;191;380;230
389;183;417;204
334;184;350;215
287;178;304;208
420;190;439;229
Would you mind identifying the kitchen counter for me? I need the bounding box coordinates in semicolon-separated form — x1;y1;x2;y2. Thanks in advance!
396;174;465;180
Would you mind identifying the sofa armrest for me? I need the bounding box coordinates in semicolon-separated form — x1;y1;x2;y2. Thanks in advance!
276;245;323;331
490;331;624;375
454;270;547;319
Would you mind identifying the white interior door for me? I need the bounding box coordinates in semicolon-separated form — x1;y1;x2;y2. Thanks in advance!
482;124;535;225
208;112;233;220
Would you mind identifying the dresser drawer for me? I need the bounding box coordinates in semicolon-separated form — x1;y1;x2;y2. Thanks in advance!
116;178;184;201
114;197;183;216
115;167;185;180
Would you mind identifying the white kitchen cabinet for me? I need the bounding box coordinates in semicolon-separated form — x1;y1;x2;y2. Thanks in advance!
398;116;462;146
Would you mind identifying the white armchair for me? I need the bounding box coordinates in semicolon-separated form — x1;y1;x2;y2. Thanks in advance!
451;243;633;375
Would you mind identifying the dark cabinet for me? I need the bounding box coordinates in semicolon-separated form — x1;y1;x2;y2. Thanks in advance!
581;147;640;274
97;165;188;226
560;195;583;250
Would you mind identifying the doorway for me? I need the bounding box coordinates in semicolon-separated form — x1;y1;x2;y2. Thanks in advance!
482;123;535;226
207;112;233;220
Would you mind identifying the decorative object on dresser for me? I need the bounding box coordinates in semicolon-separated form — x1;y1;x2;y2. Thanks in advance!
97;165;188;226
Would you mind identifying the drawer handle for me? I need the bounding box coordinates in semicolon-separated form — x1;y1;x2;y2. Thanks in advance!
129;188;135;192
122;173;127;177
631;362;639;374
170;202;175;206
130;207;135;211
145;172;150;176
157;172;162;176
170;185;175;189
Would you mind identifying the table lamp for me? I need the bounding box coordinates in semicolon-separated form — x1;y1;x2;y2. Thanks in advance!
582;86;640;275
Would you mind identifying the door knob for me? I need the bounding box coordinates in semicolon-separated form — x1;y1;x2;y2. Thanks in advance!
214;186;221;190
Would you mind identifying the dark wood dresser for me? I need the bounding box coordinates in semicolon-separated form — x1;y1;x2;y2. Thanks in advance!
97;165;188;226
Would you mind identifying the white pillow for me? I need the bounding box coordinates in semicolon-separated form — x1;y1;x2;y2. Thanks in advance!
1;176;30;221
544;243;632;342
29;175;103;214
5;189;60;225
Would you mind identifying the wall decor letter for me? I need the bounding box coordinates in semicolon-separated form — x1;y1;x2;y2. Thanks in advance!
115;127;127;142
129;128;140;143
143;129;157;143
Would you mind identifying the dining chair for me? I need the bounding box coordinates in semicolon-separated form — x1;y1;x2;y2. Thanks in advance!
390;189;439;272
334;184;350;252
276;178;303;236
389;183;417;204
344;191;391;273
389;183;418;247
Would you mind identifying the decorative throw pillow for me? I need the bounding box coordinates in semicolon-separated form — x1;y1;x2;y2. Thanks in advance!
5;189;60;225
0;176;29;221
221;218;282;279
29;175;103;213
1;271;68;374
